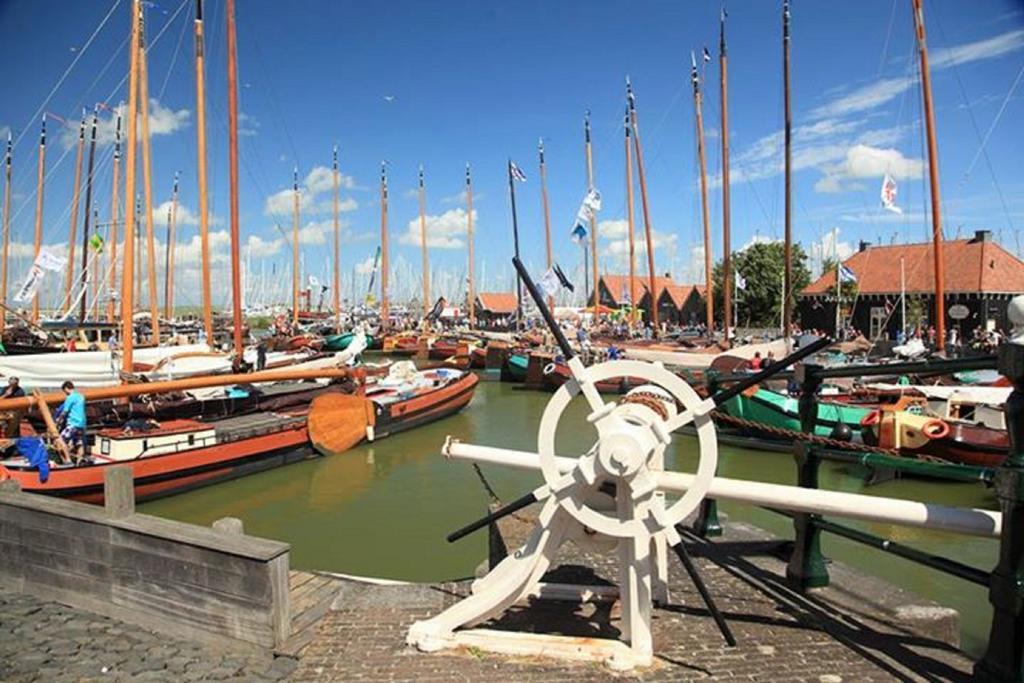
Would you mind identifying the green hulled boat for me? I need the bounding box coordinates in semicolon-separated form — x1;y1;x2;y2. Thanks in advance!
501;354;529;383
721;388;870;437
324;332;374;351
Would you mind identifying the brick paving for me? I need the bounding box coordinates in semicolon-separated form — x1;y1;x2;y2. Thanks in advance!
0;592;298;682
293;512;976;682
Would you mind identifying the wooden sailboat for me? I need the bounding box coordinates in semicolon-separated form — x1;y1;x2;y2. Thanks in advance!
194;0;214;345
2;130;12;333
332;145;342;332
624;106;639;325
64;115;86;310
163;172;179;320
78;109;99;323
719;10;733;344
418;165;430;316
538;140;553;312
31;115;46;323
782;0;794;340
138;8;161;343
626;78;659;330
691;52;714;332
466;163;476;328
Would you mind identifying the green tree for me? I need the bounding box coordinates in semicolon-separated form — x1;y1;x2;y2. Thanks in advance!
712;241;811;328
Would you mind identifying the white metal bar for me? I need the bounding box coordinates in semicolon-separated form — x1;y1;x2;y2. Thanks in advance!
443;440;1002;539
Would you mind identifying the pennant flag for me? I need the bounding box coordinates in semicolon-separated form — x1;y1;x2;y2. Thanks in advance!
539;268;560;299
88;232;104;253
365;246;382;293
553;263;574;292
839;264;858;284
880;174;902;214
571;223;588;243
509;161;527;183
735;272;747;290
703;46;711;62
570;187;602;242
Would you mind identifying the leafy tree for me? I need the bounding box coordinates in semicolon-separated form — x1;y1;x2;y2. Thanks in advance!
712;241;811;328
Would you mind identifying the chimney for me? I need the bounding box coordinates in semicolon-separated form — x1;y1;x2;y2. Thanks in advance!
858;240;871;253
971;229;992;243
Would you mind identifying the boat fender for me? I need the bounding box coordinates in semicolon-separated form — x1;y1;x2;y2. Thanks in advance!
829;422;853;442
922;419;950;440
543;362;556;376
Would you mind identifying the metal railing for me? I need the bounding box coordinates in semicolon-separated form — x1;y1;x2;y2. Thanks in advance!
693;346;1023;681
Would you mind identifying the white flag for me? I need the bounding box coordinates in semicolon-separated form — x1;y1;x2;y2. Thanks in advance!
14;248;67;303
735;272;747;290
539;268;560;299
880;174;902;214
574;188;602;226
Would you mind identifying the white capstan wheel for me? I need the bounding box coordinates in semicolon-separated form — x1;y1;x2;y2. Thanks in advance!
537;359;718;539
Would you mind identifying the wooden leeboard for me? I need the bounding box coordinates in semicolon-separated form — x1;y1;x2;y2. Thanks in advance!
307;393;374;457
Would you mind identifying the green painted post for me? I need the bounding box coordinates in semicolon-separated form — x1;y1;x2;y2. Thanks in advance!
694;371;723;537
786;363;829;589
975;342;1024;682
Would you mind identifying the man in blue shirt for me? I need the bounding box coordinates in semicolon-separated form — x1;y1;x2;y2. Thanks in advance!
54;381;87;460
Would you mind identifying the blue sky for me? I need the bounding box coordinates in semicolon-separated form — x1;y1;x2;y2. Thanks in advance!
1;0;1022;308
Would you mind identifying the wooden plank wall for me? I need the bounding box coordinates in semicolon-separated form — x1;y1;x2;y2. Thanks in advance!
0;473;291;652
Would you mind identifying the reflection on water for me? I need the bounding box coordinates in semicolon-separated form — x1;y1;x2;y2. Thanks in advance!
139;377;998;656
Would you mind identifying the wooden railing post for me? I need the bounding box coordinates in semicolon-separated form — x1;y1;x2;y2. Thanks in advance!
693;370;723;537
975;342;1024;682
786;363;829;589
103;466;135;518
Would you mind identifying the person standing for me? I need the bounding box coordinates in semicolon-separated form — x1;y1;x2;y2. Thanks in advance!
54;381;87;461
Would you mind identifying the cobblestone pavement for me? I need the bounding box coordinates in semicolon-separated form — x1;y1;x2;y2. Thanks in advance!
293;513;977;682
0;592;298;682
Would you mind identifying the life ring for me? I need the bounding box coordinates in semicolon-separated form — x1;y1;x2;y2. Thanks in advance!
922;419;950;440
543;362;557;376
860;410;881;427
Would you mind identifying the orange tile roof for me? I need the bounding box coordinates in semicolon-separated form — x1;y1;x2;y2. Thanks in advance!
662;284;707;308
476;292;518;314
600;274;675;305
801;236;1024;296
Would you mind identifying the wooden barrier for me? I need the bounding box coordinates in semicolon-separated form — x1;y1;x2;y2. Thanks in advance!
0;467;290;652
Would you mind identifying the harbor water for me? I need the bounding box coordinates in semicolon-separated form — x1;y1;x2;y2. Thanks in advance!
140;376;999;656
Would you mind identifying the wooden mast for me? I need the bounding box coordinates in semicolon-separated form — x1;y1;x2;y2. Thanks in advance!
912;0;946;352
466;163;475;328
627;78;660;331
782;0;793;340
1;130;12;332
138;9;160;343
120;0;143;373
64;114;86;308
291;166;300;325
719;9;733;344
583;112;599;307
624;106;638;326
107;108;121;323
30;115;46;323
691;52;714;333
163;172;179;319
226;0;244;359
538;139;554;311
78;109;98;322
332;144;341;333
380;162;389;329
194;0;213;345
418;166;430;316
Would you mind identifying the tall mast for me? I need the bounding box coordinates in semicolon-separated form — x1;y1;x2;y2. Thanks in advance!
912;0;946;351
194;0;213;345
120;0;142;372
466;163;475;328
163;172;179;319
782;0;793;340
78;109;98;322
627;77;660;331
380;161;389;329
31;115;46;323
538;139;553;311
291;166;300;325
332;144;341;332
1;131;12;332
691;52;714;332
624;106;638;326
418;166;430;316
507;159;523;330
584;112;599;307
138;9;160;342
107;108;121;322
65;114;86;308
226;0;243;359
719;9;733;345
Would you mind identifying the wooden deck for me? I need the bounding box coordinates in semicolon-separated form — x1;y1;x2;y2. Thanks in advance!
277;570;344;657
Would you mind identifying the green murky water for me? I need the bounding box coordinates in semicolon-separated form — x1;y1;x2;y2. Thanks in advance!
140;377;998;656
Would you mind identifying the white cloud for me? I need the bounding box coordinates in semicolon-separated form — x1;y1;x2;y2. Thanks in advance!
808;229;854;274
150;200;220;227
355;255;377;274
398;208;475;249
263;166;358;218
245;234;283;258
930;28;1024;69
815;144;924;193
60;100;190;150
